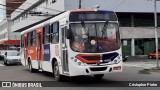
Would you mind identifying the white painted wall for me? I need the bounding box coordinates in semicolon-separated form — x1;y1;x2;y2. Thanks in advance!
65;0;160;12
11;15;47;32
11;0;65;32
11;0;160;33
0;19;20;41
11;0;40;19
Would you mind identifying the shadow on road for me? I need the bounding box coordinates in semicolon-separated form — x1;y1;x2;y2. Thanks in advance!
138;67;160;74
23;68;122;86
138;69;151;74
59;77;122;87
4;64;22;66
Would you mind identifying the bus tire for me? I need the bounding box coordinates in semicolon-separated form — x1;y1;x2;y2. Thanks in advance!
94;74;104;79
53;61;63;81
4;60;7;65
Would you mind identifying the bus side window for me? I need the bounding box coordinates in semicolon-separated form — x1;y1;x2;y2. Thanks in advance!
33;31;36;46
43;24;50;44
27;32;31;46
31;31;36;46
51;22;59;44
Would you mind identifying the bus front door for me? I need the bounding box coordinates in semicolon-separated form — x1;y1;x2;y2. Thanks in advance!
61;26;69;73
37;33;42;70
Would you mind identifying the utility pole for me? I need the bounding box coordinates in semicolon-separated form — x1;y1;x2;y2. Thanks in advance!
154;0;160;68
79;0;81;9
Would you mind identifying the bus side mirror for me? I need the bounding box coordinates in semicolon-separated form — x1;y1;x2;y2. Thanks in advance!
5;52;7;56
66;29;72;39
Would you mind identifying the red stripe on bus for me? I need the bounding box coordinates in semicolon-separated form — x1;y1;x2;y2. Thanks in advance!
75;54;100;64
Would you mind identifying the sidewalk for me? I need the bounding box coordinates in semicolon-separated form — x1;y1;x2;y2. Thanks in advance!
126;55;158;62
124;55;160;69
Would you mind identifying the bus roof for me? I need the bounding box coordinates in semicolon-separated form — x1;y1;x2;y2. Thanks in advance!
21;9;116;35
70;9;114;13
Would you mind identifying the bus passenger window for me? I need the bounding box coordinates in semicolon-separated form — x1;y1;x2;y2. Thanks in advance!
51;22;59;44
27;33;31;46
43;25;50;44
31;31;36;46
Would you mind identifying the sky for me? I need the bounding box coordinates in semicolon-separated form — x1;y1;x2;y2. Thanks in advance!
0;0;4;22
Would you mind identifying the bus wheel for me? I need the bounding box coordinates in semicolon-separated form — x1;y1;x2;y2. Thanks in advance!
53;61;63;81
94;74;104;79
4;60;7;65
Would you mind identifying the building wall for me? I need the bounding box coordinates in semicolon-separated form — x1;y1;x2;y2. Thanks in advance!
65;0;160;12
11;0;65;32
120;27;159;56
11;0;40;19
119;27;160;39
9;0;160;56
0;19;20;41
11;0;160;32
0;19;8;40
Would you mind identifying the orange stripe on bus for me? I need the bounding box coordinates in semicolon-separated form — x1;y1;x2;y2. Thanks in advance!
71;9;95;12
75;54;100;64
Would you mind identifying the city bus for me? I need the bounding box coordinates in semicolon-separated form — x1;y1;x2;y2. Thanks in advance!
20;9;122;81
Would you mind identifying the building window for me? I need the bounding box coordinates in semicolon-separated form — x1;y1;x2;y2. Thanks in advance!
43;24;50;44
134;13;154;27
51;22;59;44
117;13;131;27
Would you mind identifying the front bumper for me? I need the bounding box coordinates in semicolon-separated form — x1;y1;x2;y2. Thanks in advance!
6;59;21;64
68;61;122;76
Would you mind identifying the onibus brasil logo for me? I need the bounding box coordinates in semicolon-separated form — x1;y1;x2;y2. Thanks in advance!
2;82;42;87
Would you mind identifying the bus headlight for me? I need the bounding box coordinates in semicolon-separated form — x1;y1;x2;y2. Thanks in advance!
113;59;118;63
78;62;81;65
73;58;85;66
74;59;77;62
112;56;121;64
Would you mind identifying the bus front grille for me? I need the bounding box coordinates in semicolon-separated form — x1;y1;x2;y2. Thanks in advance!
90;67;107;71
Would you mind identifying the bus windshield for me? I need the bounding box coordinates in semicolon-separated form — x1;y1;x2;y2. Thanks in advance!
70;22;120;53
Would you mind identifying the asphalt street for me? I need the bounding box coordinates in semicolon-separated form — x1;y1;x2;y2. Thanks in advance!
0;57;160;90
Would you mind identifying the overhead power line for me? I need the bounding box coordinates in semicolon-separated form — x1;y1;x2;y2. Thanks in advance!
0;4;52;17
0;2;64;17
13;1;63;13
0;0;64;13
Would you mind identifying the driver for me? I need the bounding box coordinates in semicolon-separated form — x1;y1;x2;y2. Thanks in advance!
71;28;85;52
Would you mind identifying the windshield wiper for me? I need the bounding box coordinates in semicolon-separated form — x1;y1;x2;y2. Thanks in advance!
101;21;108;38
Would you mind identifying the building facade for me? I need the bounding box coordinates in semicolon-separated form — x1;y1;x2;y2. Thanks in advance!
0;0;22;51
8;0;160;56
0;18;20;50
